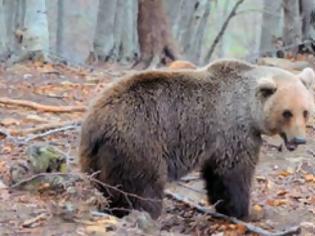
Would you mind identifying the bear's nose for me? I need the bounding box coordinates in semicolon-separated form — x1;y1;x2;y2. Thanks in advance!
292;137;306;145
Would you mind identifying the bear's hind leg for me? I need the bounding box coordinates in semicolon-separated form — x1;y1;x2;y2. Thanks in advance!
97;160;166;220
102;179;164;219
202;162;253;219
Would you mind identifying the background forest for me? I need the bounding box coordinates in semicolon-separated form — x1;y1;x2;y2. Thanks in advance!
1;1;315;236
0;0;314;67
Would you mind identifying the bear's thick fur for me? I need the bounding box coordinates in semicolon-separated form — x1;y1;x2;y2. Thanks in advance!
79;59;315;219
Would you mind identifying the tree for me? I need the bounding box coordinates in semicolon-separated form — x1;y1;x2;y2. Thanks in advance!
135;0;178;68
0;0;49;63
259;0;282;56
164;0;211;65
89;0;139;64
301;0;315;41
282;0;302;55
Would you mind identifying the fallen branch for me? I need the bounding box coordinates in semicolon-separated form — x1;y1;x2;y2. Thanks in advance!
10;119;81;136
164;190;301;236
0;97;86;112
21;124;80;143
205;0;245;61
2;121;81;145
22;212;50;228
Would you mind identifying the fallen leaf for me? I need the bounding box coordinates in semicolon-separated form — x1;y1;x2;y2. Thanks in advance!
266;199;288;207
304;174;315;183
0;118;20;126
277;190;288;196
278;170;292;177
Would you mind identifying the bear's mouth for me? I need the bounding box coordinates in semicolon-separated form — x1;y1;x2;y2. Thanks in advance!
284;142;298;151
280;133;299;152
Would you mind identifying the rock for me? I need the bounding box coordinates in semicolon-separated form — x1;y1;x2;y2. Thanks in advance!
27;144;68;173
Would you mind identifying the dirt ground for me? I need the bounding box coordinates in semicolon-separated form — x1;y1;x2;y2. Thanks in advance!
0;62;314;236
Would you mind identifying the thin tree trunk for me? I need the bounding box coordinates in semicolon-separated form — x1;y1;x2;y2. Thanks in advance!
23;0;49;55
90;0;139;64
0;0;8;60
56;0;64;55
135;0;178;69
283;0;302;55
205;0;244;61
164;0;211;65
259;0;282;56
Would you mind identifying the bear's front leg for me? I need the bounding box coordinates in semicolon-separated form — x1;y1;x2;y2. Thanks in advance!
202;160;254;219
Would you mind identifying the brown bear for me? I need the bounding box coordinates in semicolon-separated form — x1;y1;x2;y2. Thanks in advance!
79;59;315;220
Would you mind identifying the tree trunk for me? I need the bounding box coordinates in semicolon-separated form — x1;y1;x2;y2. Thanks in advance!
56;0;64;55
90;0;139;64
22;0;49;57
0;0;8;60
299;0;315;54
135;0;178;68
259;0;282;57
164;0;211;65
0;0;49;63
283;0;302;55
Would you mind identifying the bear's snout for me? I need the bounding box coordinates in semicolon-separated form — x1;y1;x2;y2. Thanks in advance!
280;132;306;151
291;136;306;145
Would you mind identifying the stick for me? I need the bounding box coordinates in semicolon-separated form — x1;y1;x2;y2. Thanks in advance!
164;190;301;236
22;212;50;228
21;124;80;143
10;120;81;136
0;97;86;112
205;0;245;61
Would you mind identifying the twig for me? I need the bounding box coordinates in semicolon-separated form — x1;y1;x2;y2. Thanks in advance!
22;212;50;228
165;189;301;236
10;120;81;136
0;128;20;143
0;97;86;113
2;121;81;145
22;124;80;143
306;149;315;158
205;0;245;61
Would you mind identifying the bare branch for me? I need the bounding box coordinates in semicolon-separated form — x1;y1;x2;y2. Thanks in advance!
0;97;86;113
205;0;245;61
165;189;301;236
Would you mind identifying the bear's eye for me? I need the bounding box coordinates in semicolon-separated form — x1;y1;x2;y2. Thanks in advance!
282;110;293;119
303;110;309;119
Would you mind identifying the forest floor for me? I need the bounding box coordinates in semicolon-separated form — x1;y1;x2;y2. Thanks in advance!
0;61;314;236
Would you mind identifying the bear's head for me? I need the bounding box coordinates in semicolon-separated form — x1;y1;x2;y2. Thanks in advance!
255;67;315;151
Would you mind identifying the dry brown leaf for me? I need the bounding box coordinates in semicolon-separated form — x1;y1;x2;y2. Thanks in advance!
266;199;288;207
0;118;20;126
277;190;288;196
2;145;12;153
278;170;292;177
304;174;315;183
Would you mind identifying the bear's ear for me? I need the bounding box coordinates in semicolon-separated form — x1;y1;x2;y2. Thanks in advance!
298;67;315;90
256;77;277;98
